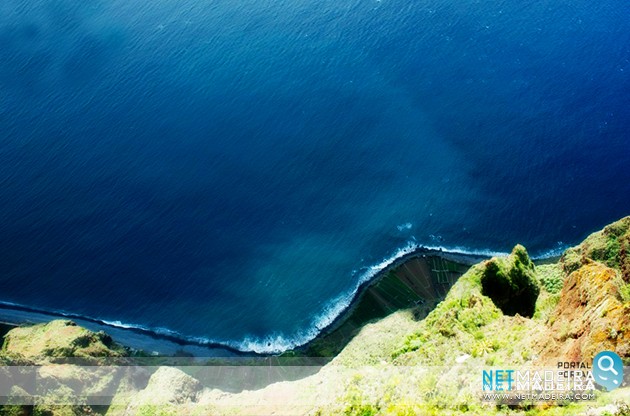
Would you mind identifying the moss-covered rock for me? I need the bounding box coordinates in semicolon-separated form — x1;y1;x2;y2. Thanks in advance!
123;367;202;413
480;245;540;318
540;262;630;363
3;218;630;416
2;320;125;361
561;216;630;280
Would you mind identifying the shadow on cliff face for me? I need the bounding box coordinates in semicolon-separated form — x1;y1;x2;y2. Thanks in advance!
480;245;539;318
292;252;476;358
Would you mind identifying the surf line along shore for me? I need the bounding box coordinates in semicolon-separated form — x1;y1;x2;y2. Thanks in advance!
0;247;495;358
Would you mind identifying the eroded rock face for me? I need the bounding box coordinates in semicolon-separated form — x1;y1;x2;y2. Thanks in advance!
480;245;540;318
539;216;630;363
541;262;630;362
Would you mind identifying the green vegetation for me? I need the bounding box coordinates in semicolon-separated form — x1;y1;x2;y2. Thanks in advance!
297;255;470;358
341;375;380;416
561;216;630;279
532;263;565;322
480;245;540;317
391;261;504;361
537;263;565;294
2;217;630;415
533;290;561;323
620;281;630;303
136;405;177;416
2;320;125;361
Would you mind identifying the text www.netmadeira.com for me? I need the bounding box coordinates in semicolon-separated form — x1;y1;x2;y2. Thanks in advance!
482;392;595;402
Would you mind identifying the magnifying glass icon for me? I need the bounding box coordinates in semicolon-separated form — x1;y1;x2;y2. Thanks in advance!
598;355;619;384
594;351;623;390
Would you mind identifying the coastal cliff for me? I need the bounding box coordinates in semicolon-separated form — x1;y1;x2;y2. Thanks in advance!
2;320;126;361
1;217;629;415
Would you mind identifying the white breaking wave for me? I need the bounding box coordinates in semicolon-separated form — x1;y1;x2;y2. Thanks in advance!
223;241;426;354
101;320;141;330
223;239;569;354
100;320;180;337
358;241;420;285
423;243;568;260
531;242;569;260
422;244;509;258
0;240;568;355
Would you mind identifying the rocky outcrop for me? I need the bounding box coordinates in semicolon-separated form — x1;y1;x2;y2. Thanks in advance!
2;320;125;361
542;247;630;362
539;218;630;363
541;262;630;362
120;366;203;415
1;217;630;415
561;216;630;281
480;244;540;317
0;321;130;416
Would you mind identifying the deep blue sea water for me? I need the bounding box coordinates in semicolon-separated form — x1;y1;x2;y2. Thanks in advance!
0;0;629;353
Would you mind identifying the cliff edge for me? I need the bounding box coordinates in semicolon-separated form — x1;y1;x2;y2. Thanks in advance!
1;217;629;416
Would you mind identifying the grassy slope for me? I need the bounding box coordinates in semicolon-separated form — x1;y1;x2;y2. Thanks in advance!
2;320;126;360
2;217;630;416
165;220;630;415
309;218;630;415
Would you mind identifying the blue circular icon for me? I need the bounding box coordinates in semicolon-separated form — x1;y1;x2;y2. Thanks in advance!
593;351;623;391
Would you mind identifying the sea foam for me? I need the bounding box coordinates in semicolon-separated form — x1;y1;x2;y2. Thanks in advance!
0;240;568;355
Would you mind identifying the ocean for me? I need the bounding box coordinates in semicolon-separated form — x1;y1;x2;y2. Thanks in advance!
0;0;628;353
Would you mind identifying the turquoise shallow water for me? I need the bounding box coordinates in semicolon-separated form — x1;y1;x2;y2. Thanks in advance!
0;0;628;353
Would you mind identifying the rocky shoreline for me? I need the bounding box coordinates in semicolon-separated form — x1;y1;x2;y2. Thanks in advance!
0;247;489;359
0;216;628;415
